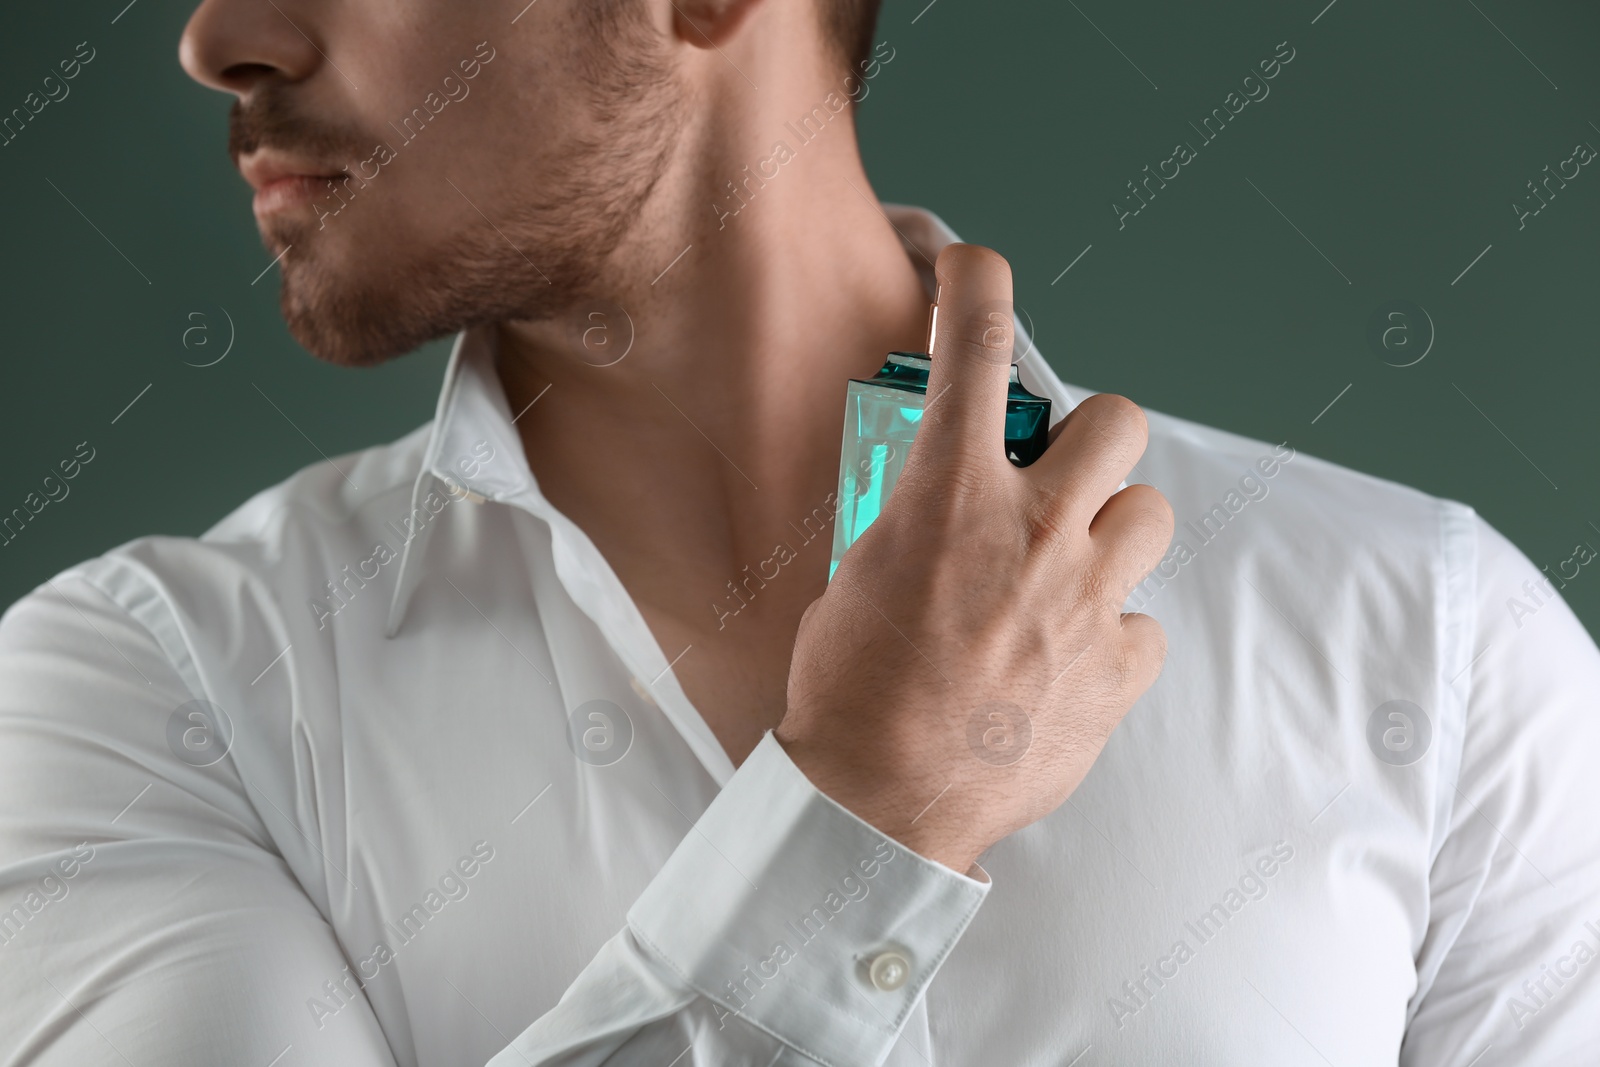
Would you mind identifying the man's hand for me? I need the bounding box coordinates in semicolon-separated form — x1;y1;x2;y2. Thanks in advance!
777;243;1173;873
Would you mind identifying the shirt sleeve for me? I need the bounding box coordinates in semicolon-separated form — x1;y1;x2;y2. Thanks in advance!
488;732;991;1067
1402;514;1600;1062
0;571;398;1066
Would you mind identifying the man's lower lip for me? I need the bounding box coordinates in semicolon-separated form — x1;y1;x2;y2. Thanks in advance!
253;174;344;216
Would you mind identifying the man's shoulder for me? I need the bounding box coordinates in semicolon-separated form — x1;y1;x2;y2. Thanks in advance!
200;421;435;550
1138;401;1474;558
3;422;437;665
104;419;435;593
1122;399;1489;636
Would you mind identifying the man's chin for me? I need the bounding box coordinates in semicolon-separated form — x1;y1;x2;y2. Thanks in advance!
274;241;474;368
275;247;579;368
253;216;444;366
281;275;429;368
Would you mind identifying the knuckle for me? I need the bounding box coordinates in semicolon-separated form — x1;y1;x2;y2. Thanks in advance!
936;456;997;499
1081;393;1149;447
897;459;991;530
1123;614;1168;668
945;312;1014;365
1108;645;1140;690
1124;484;1176;539
1124;481;1172;517
1153;490;1176;534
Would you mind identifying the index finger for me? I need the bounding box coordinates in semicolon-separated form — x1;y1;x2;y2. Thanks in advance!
917;244;1017;469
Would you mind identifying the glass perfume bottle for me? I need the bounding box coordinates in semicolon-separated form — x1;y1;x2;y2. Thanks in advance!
829;301;1052;580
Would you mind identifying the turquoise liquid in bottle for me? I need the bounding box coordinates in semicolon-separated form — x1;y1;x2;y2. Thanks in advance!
829;350;1051;580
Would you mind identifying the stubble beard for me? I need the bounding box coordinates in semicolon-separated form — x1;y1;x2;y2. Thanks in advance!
269;27;682;367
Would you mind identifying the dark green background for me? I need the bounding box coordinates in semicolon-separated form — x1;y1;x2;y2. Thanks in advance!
2;1;1597;635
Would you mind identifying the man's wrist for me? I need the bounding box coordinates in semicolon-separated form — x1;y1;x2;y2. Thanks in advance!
630;731;992;1067
773;731;986;874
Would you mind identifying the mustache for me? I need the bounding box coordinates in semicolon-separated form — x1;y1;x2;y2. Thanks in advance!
228;90;366;169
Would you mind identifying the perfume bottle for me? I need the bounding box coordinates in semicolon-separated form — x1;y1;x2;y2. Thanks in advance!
829;300;1051;579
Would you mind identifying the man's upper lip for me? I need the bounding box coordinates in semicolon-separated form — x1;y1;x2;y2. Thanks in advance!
239;150;346;191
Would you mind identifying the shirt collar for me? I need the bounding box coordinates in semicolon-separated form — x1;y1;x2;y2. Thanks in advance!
384;203;1082;637
383;324;526;637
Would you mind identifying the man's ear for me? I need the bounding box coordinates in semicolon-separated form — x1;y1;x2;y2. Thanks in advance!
671;0;766;49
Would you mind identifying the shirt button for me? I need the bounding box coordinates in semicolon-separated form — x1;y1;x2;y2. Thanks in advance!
868;951;911;992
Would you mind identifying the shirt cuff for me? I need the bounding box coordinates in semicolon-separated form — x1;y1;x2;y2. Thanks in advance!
628;731;990;1067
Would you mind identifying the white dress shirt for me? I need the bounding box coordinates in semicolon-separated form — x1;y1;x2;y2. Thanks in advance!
2;206;1598;1067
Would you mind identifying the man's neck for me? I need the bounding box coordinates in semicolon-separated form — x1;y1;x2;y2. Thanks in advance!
495;112;929;631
